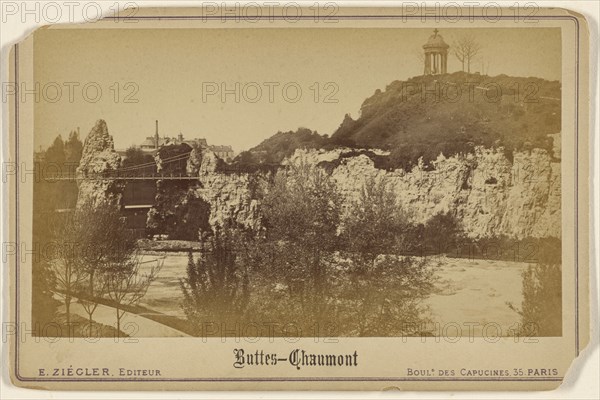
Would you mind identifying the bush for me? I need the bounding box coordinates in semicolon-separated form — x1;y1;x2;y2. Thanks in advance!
425;211;461;241
260;161;342;326
509;263;562;336
180;225;251;334
147;184;210;240
338;178;437;335
505;235;561;336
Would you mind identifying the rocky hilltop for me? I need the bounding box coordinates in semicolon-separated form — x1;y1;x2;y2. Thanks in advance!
243;72;561;171
76;119;121;206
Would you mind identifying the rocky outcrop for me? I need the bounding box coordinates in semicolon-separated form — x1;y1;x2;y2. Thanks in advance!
76;119;121;206
189;145;560;240
287;146;561;239
186;146;203;176
186;148;265;231
74;120;559;241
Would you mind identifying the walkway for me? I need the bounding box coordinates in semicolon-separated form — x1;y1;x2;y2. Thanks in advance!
54;294;190;337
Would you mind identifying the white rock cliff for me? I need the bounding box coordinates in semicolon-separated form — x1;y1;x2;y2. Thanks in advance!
76;119;121;207
76;125;560;240
192;146;560;240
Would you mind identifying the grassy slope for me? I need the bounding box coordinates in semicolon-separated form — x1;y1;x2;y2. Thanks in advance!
242;72;560;170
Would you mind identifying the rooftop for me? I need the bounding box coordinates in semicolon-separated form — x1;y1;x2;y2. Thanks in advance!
423;29;449;50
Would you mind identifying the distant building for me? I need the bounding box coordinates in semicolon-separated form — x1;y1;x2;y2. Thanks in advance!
135;120;233;161
209;145;235;162
182;137;208;148
139;120;208;151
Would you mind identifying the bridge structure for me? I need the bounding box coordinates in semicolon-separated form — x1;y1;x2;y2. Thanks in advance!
43;151;197;181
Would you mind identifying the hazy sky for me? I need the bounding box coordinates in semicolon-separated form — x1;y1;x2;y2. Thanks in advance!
34;27;561;152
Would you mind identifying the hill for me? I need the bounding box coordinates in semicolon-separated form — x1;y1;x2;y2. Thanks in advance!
233;127;327;169
234;72;561;171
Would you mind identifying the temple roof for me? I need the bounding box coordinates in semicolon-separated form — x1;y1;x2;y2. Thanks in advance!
423;29;449;50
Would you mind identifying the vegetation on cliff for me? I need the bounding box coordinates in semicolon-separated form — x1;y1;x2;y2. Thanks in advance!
146;143;211;240
238;72;560;171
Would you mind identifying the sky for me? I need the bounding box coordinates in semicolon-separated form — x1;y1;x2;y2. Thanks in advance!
33;27;561;152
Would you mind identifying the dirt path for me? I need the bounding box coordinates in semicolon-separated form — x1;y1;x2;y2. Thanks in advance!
55;295;190;337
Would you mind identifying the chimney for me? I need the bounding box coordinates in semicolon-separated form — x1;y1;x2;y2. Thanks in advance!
155;120;159;149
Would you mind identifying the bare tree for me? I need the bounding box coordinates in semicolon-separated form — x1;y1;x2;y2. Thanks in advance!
453;34;481;73
75;200;136;334
49;208;92;326
104;254;162;336
48;239;87;326
45;199;134;335
55;199;159;338
78;272;108;335
413;48;425;64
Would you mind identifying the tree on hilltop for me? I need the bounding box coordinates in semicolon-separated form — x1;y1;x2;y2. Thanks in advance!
453;34;481;73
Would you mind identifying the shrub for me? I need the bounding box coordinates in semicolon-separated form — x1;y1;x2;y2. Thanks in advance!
509;263;562;336
422;211;463;252
260;161;342;325
180;226;251;334
338;178;436;335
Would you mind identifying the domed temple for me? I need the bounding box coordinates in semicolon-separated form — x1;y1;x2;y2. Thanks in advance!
423;29;449;75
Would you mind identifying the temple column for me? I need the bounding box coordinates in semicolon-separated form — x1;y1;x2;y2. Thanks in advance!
441;53;446;74
426;53;430;74
427;53;432;74
444;53;447;73
429;53;433;74
445;53;448;73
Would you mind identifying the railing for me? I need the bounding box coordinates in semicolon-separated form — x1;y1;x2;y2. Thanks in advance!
43;151;195;181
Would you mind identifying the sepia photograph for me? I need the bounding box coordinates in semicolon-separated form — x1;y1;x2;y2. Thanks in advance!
30;25;563;339
4;4;592;392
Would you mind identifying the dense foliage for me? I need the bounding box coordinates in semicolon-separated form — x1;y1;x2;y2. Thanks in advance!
31;131;83;331
180;164;440;336
508;238;562;336
121;145;156;174
146;144;211;240
331;73;560;169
